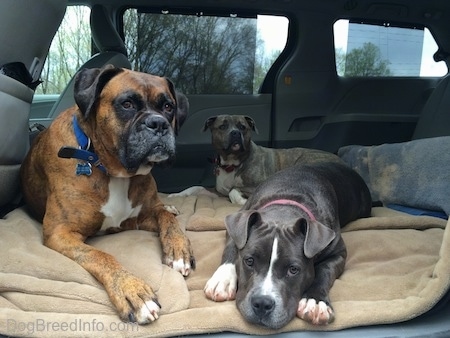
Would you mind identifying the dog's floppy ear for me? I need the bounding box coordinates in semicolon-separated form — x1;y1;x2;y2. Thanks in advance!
175;91;189;131
295;218;336;258
244;116;259;134
165;78;189;135
74;64;123;119
225;210;262;249
202;116;217;132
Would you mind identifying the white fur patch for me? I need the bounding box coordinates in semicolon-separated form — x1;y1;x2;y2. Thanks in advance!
297;298;334;325
228;188;247;205
135;164;153;176
204;263;237;301
261;237;278;295
100;177;142;232
167;258;191;277
136;300;160;324
216;167;238;196
164;205;180;215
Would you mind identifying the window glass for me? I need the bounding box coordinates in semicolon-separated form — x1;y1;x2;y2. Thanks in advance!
334;19;447;77
123;9;288;94
35;6;91;94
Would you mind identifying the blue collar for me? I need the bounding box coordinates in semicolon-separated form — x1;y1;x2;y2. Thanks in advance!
57;115;108;175
73;114;90;149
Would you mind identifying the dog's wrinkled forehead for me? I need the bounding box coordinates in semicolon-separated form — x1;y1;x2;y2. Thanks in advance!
75;66;177;119
221;115;250;130
104;71;176;107
205;114;256;132
247;220;303;248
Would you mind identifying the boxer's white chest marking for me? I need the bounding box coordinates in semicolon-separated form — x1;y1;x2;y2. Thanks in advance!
261;237;278;295
100;177;142;231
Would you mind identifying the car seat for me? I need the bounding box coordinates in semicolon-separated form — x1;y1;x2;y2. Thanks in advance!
48;4;131;119
412;73;450;139
0;0;66;213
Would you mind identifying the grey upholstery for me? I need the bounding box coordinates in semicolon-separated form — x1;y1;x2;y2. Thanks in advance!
0;0;66;81
413;74;450;139
0;0;66;210
48;4;131;118
0;74;34;208
90;5;128;56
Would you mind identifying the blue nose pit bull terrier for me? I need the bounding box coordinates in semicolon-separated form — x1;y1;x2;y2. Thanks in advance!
204;161;371;329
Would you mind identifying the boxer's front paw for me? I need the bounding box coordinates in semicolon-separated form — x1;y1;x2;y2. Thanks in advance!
204;263;237;301
164;204;180;215
297;298;334;325
162;232;195;277
131;300;161;323
166;257;195;276
107;272;161;324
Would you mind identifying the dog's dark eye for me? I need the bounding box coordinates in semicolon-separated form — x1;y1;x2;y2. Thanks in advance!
163;103;175;121
219;124;227;131
163;102;173;113
121;100;134;110
287;265;300;277
244;257;254;267
238;124;246;131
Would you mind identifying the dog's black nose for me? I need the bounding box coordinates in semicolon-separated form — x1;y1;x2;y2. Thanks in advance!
144;115;169;135
251;295;275;317
230;129;241;137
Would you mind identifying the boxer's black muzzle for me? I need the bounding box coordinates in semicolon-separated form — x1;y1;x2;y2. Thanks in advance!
121;112;176;172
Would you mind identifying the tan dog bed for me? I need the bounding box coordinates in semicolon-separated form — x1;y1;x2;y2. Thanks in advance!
0;193;449;337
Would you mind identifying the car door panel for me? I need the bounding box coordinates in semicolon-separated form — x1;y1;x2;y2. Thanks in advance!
272;73;439;152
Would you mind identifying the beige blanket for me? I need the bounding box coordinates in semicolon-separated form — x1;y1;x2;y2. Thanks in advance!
0;194;449;337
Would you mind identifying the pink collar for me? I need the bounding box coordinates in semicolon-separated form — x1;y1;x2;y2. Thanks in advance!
260;199;316;221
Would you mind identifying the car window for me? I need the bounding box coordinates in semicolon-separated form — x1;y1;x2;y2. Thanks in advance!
334;19;447;77
122;9;288;94
35;5;91;95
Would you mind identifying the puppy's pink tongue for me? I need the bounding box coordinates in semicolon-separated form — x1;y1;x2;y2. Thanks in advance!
231;143;241;151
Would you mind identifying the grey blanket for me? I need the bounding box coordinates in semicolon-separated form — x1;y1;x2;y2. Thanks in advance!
338;136;450;216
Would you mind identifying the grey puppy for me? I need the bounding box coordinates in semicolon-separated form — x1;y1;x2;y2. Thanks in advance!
204;161;371;329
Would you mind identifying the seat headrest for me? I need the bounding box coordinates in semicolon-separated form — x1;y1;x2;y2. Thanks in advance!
90;5;128;56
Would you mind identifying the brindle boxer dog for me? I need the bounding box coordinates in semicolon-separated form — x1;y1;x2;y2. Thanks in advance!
20;64;195;324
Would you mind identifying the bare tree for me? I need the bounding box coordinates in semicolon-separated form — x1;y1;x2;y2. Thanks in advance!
38;8;282;96
335;47;346;76
124;11;258;94
36;6;91;94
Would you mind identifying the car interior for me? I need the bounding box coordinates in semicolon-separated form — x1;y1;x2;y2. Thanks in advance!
1;0;449;337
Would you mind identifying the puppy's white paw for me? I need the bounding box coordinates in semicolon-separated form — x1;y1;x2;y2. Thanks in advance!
134;300;161;324
204;263;237;301
229;189;247;205
297;298;334;325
